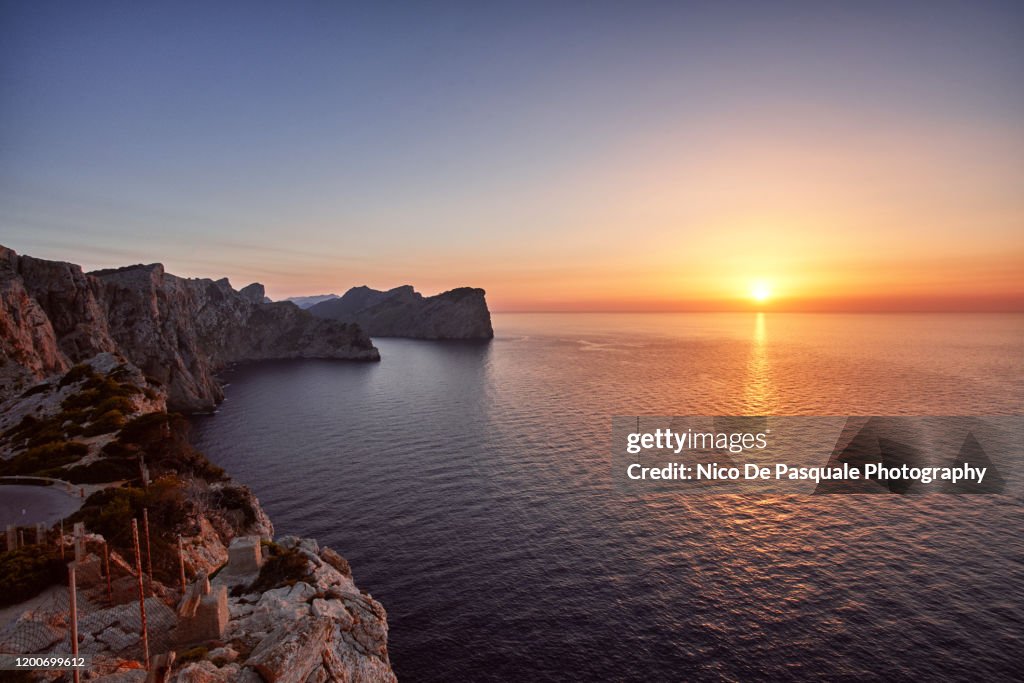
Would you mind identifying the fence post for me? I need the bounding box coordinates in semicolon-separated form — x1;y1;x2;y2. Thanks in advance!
36;522;46;546
131;519;150;670
73;522;85;563
69;562;81;683
5;525;16;552
178;535;187;594
143;508;153;581
104;541;113;605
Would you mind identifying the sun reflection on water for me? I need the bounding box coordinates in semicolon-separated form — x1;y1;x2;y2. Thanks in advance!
743;312;777;415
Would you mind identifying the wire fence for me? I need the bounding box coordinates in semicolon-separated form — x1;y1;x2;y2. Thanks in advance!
0;521;181;676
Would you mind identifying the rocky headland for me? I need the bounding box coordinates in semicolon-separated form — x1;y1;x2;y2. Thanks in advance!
308;285;494;340
0;246;395;681
1;246;379;413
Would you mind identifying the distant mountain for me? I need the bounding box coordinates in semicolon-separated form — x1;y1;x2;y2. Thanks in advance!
286;293;339;309
309;285;494;339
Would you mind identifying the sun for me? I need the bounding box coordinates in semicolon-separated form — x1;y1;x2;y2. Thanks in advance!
750;281;772;303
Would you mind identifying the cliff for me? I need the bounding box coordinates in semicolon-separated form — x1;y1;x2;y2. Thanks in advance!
309;285;494;339
0;246;379;412
0;353;395;681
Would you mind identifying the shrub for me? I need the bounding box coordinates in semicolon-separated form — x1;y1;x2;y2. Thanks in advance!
83;409;128;436
114;412;226;482
61;389;101;413
20;383;52;398
117;412;175;444
60;408;93;426
2;414;39;439
0;440;88;477
60;378;137;414
246;546;311;594
59;364;98;387
0;547;66;607
101;440;138;459
69;477;190;583
91;396;134;419
214;487;258;526
62;458;139;484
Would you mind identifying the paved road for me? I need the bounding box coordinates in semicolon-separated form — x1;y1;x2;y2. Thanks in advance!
0;484;82;527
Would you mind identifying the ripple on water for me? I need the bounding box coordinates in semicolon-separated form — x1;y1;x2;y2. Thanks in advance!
193;313;1024;682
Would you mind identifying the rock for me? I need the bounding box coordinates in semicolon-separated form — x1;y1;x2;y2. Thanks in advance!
278;536;319;555
310;598;355;630
246;615;332;683
238;283;266;304
97;625;137;653
94;670;147;682
309;284;494;339
319;547;351;577
0;245;380;411
173;660;240;683
207;646;238;664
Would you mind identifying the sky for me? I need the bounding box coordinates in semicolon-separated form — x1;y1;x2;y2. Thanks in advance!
1;0;1022;311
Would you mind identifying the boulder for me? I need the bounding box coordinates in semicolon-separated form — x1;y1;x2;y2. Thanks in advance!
246;615;332;683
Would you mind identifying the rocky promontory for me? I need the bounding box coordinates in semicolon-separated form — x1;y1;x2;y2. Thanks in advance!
0;246;397;681
0;353;395;681
308;285;494;339
1;246;379;412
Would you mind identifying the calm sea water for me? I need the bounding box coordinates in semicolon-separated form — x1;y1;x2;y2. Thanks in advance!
192;313;1024;681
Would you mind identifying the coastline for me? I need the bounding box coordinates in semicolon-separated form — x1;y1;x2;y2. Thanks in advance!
0;352;397;681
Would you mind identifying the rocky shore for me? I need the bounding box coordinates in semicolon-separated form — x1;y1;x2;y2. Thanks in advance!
0;246;397;681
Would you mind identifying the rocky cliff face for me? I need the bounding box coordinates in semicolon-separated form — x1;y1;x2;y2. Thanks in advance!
0;355;396;682
309;285;494;339
0;246;379;412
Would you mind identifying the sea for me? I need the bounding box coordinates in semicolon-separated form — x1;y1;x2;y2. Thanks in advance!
191;313;1024;681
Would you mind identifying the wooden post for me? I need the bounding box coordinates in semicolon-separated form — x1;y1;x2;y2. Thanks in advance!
72;522;85;563
60;519;65;560
104;541;112;605
178;535;187;594
131;519;150;670
69;563;81;683
143;507;152;581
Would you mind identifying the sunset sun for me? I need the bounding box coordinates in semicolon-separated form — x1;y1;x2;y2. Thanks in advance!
750;281;772;303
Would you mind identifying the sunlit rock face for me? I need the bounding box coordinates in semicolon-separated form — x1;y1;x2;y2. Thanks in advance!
309;284;494;339
0;245;379;412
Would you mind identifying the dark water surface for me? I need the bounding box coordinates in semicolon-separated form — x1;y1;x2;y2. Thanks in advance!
192;313;1024;681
